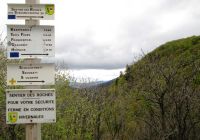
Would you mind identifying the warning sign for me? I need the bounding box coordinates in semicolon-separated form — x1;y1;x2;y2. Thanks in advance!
6;89;56;124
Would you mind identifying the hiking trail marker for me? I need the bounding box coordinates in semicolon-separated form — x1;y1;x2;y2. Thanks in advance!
7;63;55;86
7;25;55;59
8;4;55;20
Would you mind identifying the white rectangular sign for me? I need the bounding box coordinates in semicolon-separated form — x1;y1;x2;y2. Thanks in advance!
7;25;55;59
6;89;56;124
7;63;55;86
8;4;55;20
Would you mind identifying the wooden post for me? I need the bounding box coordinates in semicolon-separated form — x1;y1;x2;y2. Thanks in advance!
25;0;41;140
26;124;41;140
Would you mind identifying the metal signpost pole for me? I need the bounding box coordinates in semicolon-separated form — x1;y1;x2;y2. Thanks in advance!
25;0;41;140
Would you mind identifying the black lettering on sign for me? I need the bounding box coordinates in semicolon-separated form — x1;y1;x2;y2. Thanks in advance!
9;93;26;97
31;107;54;111
8;108;21;112
27;93;35;97
35;100;54;104
22;71;38;74
11;33;19;36
25;76;39;79
8;101;18;104
44;28;52;32
24;108;29;111
21;33;30;36
36;92;53;97
20;101;33;104
19;115;44;119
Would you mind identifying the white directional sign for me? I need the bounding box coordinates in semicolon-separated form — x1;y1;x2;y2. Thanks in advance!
6;89;56;124
7;63;55;86
7;25;55;59
8;4;55;20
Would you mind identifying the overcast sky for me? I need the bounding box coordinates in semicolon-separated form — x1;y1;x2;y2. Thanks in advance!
1;0;200;81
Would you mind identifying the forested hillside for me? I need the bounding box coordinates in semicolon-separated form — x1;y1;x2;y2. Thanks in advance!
0;36;200;140
114;36;200;139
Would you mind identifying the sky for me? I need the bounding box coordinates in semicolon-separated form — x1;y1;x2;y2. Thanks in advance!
1;0;200;81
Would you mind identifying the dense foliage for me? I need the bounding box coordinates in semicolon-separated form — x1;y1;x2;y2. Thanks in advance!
0;36;200;140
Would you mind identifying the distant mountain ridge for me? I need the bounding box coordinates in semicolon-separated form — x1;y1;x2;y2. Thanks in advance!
69;80;107;88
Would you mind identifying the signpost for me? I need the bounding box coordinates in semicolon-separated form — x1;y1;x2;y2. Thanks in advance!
6;0;56;139
8;4;55;20
7;63;55;86
6;89;56;124
7;25;55;59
